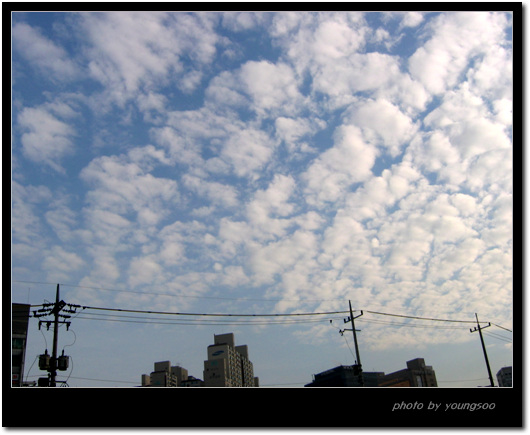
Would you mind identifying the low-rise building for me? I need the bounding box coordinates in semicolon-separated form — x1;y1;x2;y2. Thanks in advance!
181;376;205;387
142;361;195;387
496;366;512;387
305;358;437;387
379;358;438;387
305;365;385;387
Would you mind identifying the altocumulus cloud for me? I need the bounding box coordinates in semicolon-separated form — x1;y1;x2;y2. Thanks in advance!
12;10;513;384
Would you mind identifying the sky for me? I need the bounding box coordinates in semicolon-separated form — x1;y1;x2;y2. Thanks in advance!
10;9;514;389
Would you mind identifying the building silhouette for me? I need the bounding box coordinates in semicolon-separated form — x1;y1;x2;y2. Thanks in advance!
379;358;437;387
305;365;384;387
305;358;437;387
203;333;259;387
12;303;31;387
142;361;201;387
496;366;512;387
180;376;205;387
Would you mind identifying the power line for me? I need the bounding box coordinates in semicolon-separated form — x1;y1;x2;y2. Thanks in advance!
14;280;511;330
357;318;467;330
364;310;478;324
438;377;489;384
492;323;512;332
25;374;137;385
68;376;137;385
81;304;350;318
13;280;513;327
483;331;512;343
21;302;506;328
73;314;341;326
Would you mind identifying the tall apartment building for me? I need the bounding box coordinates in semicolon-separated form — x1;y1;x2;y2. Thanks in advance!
203;333;259;387
496;366;512;387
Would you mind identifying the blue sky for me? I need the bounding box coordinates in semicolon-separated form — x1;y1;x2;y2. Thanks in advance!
11;10;513;388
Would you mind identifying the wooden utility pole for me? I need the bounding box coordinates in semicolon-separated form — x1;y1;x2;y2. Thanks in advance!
340;301;364;386
470;313;495;387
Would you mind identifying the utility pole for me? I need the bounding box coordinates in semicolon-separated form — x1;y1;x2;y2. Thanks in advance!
50;284;62;387
340;301;364;386
470;313;495;387
33;284;79;386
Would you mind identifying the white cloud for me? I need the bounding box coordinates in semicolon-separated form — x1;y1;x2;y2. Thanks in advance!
275;116;325;153
311;17;367;61
312;53;401;100
409;12;510;95
221;11;270;31
247;174;297;221
128;255;163;288
151;126;205;168
11;181;52;246
13;22;79;80
221;127;277;179
88;250;122;283
205;58;309;117
401;12;424;28
205;70;250;108
319;213;373;276
249;230;318;287
215;174;299;258
217;218;254;258
182;174;239;208
273;12;367;72
80;151;179;226
42;246;85;282
345;98;418;156
44;199;78;243
219;265;250;287
302;125;377;206
17;106;76;173
426;237;486;283
80;12;220;106
240;60;305;115
417;83;512;192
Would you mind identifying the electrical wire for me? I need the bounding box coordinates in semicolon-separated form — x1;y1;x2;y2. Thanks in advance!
80;304;350;317
357;318;467;330
483;331;512;343
492;323;512;332
62;329;77;349
39;328;48;349
21;302;506;329
67;376;138;385
438;377;489;384
64;356;74;386
24;355;39;383
13;280;512;328
364;310;477;324
72;313;341;326
73;311;345;323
